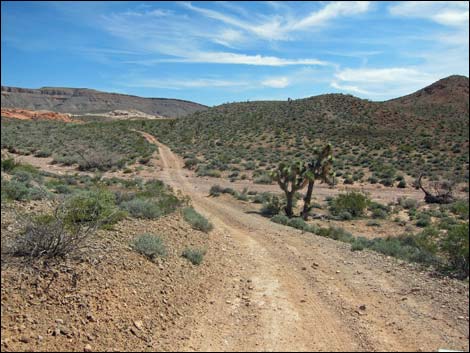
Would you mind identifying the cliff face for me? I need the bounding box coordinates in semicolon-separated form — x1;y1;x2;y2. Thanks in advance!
1;86;208;118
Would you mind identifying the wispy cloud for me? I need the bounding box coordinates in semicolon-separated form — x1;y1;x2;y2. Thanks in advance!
183;1;371;41
262;76;290;88
121;78;249;90
388;1;469;27
332;67;439;97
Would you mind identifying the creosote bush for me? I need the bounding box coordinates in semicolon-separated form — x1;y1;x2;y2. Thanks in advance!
329;191;370;218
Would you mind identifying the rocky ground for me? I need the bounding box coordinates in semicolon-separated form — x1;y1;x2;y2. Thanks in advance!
1;133;469;352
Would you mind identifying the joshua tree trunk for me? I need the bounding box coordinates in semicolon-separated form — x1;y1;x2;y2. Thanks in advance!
302;180;314;220
285;191;295;218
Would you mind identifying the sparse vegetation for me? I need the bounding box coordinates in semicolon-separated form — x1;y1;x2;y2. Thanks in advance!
132;233;167;260
182;248;206;265
182;207;213;233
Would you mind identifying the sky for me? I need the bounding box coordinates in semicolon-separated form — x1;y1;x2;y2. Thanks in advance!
1;1;469;106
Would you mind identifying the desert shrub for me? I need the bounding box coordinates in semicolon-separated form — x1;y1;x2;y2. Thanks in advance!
253;192;272;204
287;217;309;231
253;173;272;184
398;197;419;210
397;180;407;188
132;233;167;260
337;211;353;220
260;195;282;216
2;180;31;201
440;223;469;278
209;185;223;197
184;158;199;170
1;157;19;172
34;150;51;158
449;200;469;220
318;226;354;243
271;214;289;225
329;191;370;218
61;189;122;227
366;220;381;227
10;208;100;260
78;151;124;171
351;236;371;251
182;248;206;265
120;198;162;219
416;214;431;228
182;207;213;232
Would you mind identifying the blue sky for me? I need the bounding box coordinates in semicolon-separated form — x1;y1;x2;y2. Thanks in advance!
1;1;469;106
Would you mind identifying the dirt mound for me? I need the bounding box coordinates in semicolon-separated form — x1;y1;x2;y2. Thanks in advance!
1;108;74;122
1;205;226;352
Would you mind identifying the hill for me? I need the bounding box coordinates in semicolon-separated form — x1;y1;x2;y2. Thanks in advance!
130;75;469;185
387;75;469;109
0;86;208;118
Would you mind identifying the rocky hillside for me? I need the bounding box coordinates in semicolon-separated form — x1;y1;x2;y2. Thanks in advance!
387;75;469;111
1;86;208;118
0;108;74;122
131;75;469;184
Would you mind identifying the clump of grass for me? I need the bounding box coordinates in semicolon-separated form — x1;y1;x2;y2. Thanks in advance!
182;207;213;233
182;248;206;265
132;233;167;260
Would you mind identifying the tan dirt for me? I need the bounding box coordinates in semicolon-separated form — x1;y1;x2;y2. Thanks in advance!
140;132;469;352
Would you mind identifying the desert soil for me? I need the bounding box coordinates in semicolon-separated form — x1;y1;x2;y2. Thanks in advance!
143;132;470;352
1;132;469;352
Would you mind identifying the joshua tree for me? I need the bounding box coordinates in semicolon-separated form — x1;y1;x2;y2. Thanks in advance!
301;144;334;220
271;161;309;217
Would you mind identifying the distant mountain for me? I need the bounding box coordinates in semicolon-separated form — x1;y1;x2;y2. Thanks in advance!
0;86;208;118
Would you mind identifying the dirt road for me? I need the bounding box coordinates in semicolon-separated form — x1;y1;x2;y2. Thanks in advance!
139;132;469;352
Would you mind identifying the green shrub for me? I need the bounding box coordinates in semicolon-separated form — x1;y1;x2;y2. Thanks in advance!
398;197;418;210
2;180;31;201
287;217;309;231
271;214;289;225
261;195;282;216
1;157;18;172
132;233;167;260
416;214;431;228
62;189;122;227
209;185;223;197
440;223;469;278
120;198;163;219
329;191;370;218
253;173;272;184
449;200;469;220
182;207;213;232
182;248;206;265
351;236;371;251
397;180;407;188
318;226;354;243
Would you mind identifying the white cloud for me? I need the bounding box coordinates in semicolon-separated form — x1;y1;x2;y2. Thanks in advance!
290;1;370;30
166;52;330;66
126;52;330;67
335;67;434;83
389;1;469;27
330;81;372;95
332;67;440;98
183;1;371;41
122;78;249;90
262;77;290;88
